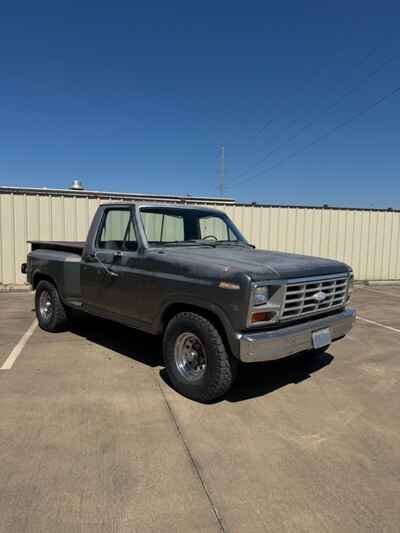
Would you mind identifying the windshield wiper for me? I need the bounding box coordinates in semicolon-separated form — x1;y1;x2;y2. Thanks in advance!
189;239;217;248
157;240;216;248
212;241;252;247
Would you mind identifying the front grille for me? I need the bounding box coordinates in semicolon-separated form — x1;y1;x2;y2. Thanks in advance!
281;275;348;321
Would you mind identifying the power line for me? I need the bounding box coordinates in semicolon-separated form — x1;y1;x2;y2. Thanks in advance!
247;45;381;142
231;53;397;183
227;83;400;190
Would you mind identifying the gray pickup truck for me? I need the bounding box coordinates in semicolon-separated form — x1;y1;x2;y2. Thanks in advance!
23;203;355;402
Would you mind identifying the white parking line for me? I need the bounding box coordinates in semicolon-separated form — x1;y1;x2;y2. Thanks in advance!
1;319;38;370
360;286;400;299
357;316;400;334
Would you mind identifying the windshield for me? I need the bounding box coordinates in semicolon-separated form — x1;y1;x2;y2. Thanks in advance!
140;207;247;247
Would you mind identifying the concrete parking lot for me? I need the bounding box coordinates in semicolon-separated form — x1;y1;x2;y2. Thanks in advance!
0;286;399;533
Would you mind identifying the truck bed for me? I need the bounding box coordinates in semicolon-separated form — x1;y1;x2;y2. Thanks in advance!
29;241;85;255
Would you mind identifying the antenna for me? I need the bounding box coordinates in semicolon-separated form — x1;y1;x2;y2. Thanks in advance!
219;145;225;196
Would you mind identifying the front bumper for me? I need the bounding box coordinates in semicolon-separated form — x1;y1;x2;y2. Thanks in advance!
238;308;356;362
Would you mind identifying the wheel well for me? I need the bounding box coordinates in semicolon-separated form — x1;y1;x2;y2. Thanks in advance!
32;273;56;290
161;303;231;353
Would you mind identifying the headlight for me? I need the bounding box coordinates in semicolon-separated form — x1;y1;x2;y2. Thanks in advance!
248;282;283;326
253;285;268;306
347;271;354;301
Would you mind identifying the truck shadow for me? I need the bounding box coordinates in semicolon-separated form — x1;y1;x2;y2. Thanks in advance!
68;311;334;402
68;312;163;368
225;352;334;403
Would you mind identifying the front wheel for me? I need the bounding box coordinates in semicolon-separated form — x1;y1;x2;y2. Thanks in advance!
163;312;238;403
35;280;69;332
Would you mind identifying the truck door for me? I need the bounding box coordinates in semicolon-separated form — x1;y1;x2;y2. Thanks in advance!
81;206;136;319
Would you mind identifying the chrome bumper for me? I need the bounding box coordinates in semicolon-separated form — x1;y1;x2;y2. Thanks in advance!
238;308;356;362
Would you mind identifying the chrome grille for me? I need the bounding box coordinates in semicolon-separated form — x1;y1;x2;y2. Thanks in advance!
282;275;348;320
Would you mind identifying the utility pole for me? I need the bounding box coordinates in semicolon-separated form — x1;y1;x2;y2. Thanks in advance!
219;145;225;197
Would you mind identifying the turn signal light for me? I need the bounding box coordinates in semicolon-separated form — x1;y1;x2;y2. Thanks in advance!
251;311;271;323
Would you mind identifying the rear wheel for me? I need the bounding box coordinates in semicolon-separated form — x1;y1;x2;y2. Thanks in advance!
35;280;69;332
163;312;238;402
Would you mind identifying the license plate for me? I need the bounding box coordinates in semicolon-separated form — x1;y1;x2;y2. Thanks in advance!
312;328;331;349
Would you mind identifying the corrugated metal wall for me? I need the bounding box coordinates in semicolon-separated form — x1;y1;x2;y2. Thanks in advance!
1;191;399;285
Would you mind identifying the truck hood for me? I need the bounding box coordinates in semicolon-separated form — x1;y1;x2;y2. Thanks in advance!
161;246;350;281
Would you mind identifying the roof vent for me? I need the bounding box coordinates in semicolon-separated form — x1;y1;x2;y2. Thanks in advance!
70;179;84;190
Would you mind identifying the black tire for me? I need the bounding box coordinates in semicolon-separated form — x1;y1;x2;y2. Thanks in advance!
35;280;69;332
163;312;238;402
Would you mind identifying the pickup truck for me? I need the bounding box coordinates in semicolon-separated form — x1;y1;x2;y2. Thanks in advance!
23;203;355;402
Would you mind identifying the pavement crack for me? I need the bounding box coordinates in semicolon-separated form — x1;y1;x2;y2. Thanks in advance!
156;378;227;533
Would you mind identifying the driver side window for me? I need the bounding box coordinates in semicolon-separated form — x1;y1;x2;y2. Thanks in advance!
97;209;137;251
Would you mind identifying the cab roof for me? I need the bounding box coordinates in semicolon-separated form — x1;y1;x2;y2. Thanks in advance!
99;202;225;214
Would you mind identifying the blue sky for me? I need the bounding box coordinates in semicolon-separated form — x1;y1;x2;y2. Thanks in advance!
1;1;399;207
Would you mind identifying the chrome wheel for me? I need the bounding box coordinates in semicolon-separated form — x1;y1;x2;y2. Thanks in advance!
174;332;207;382
39;290;53;322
